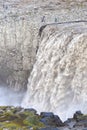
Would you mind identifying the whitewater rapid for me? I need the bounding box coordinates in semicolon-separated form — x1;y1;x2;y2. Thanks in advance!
22;23;87;121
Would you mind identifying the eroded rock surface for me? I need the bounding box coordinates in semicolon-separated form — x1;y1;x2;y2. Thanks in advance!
0;19;38;91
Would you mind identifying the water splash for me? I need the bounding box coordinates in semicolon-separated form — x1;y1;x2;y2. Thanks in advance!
0;86;25;106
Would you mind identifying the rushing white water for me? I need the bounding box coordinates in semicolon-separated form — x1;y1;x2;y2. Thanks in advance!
0;86;25;106
22;23;87;121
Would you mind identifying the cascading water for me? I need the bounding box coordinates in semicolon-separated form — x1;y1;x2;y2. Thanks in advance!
22;23;87;121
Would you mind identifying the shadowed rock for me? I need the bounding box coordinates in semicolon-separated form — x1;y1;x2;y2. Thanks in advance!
40;112;64;127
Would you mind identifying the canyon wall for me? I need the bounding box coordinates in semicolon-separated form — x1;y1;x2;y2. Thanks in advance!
0;0;87;91
0;18;38;91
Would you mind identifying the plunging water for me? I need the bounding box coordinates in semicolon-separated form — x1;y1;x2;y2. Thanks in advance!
22;23;87;121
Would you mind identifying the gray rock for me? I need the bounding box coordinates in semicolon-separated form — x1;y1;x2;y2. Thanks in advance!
40;112;54;118
40;112;64;127
0;10;38;91
74;120;87;127
64;118;76;128
73;111;83;121
39;127;60;130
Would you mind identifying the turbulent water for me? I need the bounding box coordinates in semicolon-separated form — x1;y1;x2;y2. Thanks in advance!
0;86;25;106
22;23;87;121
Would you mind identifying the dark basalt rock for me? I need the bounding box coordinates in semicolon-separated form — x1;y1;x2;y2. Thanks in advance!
40;112;64;127
73;111;83;121
1;106;87;130
39;127;60;130
71;111;87;128
40;112;54;118
74;120;87;127
64;118;76;128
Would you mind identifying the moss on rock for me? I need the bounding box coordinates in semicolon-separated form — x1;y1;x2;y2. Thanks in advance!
0;106;44;130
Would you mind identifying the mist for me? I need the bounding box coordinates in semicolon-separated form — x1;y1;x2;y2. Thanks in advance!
0;86;25;106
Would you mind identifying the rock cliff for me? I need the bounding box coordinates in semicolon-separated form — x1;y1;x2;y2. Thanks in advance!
0;18;38;91
0;0;87;91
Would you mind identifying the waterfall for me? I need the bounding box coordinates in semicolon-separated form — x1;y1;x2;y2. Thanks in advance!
22;23;87;121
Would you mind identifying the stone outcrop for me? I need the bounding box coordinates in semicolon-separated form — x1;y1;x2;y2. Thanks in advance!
0;106;87;130
40;112;64;127
0;106;64;130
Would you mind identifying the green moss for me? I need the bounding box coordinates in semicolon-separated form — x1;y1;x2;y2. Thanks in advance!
77;114;87;120
23;112;44;129
0;106;45;129
24;116;44;126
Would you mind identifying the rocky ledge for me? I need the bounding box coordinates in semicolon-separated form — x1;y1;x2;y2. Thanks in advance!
0;106;87;130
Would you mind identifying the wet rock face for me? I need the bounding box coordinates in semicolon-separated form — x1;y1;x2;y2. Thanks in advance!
0;19;38;91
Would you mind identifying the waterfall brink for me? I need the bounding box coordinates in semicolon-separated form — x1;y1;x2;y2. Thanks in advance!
22;22;87;121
